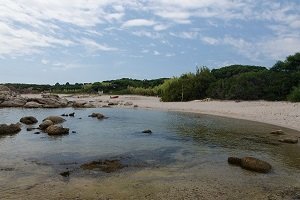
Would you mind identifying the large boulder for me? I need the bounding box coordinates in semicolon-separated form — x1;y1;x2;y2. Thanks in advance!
240;157;272;173
43;116;66;124
20;116;38;125
45;125;69;135
228;156;272;173
24;101;43;108
39;120;54;130
0;124;21;135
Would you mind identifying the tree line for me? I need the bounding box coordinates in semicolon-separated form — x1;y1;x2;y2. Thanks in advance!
3;52;300;102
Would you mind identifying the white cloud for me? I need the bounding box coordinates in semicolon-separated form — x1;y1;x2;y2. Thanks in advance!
170;31;199;39
200;36;219;45
122;19;157;28
79;38;118;52
132;31;161;39
153;50;160;55
41;59;49;64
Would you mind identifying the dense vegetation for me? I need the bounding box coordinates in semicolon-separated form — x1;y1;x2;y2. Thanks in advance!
3;52;300;102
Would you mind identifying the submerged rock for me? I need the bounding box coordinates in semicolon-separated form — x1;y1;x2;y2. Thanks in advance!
39;120;54;130
81;159;125;173
43;116;66;124
0;123;21;135
45;125;69;135
228;156;272;173
142;129;152;134
279;138;298;144
240;157;272;173
270;130;285;135
20;116;38;125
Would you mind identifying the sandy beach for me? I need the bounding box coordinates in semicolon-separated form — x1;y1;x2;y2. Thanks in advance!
48;94;300;132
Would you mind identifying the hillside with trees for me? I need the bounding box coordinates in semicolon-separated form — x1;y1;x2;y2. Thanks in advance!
3;52;300;102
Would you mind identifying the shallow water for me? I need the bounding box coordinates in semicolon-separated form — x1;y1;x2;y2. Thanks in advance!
0;108;299;199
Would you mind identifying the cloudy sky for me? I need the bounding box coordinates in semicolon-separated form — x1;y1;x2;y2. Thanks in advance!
0;0;300;84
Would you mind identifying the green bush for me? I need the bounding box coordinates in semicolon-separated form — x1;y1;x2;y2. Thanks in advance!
287;86;300;102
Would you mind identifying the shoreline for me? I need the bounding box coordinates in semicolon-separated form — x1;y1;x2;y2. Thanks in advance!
64;94;300;132
15;94;300;132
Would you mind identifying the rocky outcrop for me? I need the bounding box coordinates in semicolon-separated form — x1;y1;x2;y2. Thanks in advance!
0;88;69;108
20;116;38;125
43;116;66;124
0;123;21;135
45;125;69;135
39;120;54;130
228;156;272;173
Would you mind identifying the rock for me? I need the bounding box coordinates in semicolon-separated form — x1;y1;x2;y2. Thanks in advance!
43;116;66;124
39;120;54;130
81;159;125;173
88;113;105;119
69;112;75;117
124;101;133;106
270;130;285;135
83;103;95;108
0;98;27;107
142;129;152;134
61;114;68;117
20;116;38;125
279;138;298;144
240;157;272;173
26;127;39;131
24;101;43;108
60;171;70;177
228;157;242;165
72;101;86;108
45;125;69;135
133;105;138;108
34;132;40;134
108;102;118;106
0;124;21;135
72;131;76;133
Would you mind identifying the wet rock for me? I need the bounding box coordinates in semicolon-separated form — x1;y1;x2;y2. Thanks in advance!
39;120;54;130
142;129;152;134
69;112;75;117
81;159;125;173
34;132;40;134
20;116;38;125
240;157;272;173
228;157;242;165
45;125;69;135
43;116;66;124
88;113;106;119
270;130;285;135
24;101;43;108
61;114;68;117
72;131;76;133
279;138;298;144
133;105;138;108
26;127;39;131
0;123;21;135
60;171;70;177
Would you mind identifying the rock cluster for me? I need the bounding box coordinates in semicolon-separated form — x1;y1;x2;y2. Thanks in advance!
0;86;69;108
20;116;38;125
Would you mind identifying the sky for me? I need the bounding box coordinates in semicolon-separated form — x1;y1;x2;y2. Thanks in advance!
0;0;300;84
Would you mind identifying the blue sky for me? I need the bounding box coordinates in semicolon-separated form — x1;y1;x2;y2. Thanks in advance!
0;0;300;84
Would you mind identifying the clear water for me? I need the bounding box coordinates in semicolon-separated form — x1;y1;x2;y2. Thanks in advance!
0;108;299;199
